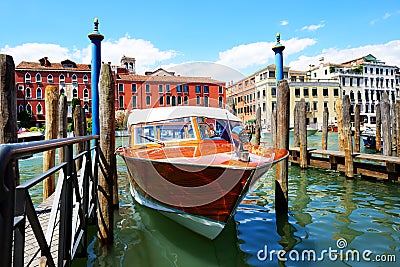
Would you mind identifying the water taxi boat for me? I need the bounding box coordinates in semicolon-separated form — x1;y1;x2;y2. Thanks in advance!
115;106;288;239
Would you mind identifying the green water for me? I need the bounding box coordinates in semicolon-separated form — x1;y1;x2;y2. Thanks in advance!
19;133;399;266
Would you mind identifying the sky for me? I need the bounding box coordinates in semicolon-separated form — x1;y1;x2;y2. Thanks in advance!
1;0;400;82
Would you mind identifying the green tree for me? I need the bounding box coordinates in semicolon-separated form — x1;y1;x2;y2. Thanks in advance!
17;110;32;128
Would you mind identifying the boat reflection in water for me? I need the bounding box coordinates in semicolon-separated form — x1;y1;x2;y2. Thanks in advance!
116;106;288;239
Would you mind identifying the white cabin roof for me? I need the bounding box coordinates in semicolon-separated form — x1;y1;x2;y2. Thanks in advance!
127;106;241;125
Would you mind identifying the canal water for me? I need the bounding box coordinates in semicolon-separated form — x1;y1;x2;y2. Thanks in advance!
20;133;399;266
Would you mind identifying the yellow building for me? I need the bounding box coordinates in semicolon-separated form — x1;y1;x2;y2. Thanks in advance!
227;64;342;129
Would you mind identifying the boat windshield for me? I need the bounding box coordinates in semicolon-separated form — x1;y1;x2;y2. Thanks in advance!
133;117;196;145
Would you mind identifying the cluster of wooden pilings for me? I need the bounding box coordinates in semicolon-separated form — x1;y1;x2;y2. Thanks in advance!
288;91;400;182
0;54;118;253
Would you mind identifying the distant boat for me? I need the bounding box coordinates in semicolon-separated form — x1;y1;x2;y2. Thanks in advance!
289;127;318;137
361;127;379;149
17;130;44;142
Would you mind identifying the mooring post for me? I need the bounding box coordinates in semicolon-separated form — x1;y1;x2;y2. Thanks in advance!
354;104;360;153
0;54;17;267
43;85;59;200
271;106;277;147
73;105;84;170
88;18;104;137
293;102;300;147
376;103;381;152
98;63;117;245
342;95;354;178
254;106;261;146
336;98;344;151
272;34;289;213
299;98;307;168
391;103;397;153
381;92;391;156
322;106;329;150
275;80;290;212
58;95;67;164
396;101;400;156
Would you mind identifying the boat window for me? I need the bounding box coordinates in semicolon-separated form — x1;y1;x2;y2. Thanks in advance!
133;117;196;145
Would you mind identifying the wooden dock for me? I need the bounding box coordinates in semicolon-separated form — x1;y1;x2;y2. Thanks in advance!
289;147;400;181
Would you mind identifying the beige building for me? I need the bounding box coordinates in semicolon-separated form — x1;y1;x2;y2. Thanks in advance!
227;64;341;130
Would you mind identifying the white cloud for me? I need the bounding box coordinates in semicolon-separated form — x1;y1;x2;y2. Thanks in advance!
0;34;178;74
288;40;400;70
216;38;317;70
371;11;397;25
301;23;325;31
280;20;289;26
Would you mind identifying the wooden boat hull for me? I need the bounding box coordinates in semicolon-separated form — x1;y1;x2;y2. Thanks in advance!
120;147;282;239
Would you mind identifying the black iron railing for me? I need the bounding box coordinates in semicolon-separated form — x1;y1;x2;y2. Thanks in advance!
0;135;99;267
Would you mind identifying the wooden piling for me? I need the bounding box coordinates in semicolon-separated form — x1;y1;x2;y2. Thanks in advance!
396;101;400;156
275;80;290;213
322;106;328;150
293;102;300;147
391;103;397;152
58;95;67;164
98;63;117;244
381;92;391;156
299;98;307;168
336;98;344;151
271;106;277;148
342;95;354;178
73;105;84;170
376;103;381;152
43;85;59;200
354;104;360;153
254;106;261;146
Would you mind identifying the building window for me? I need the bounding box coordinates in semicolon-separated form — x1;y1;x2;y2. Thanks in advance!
269;71;275;78
166;84;170;93
184;85;189;93
26;104;32;114
59;74;65;83
196;96;201;105
37;103;43;115
60;88;65;95
132;84;137;93
83;75;88;83
35;73;42;83
219;86;223;94
312;87;318;97
19;105;24;113
25;73;31;83
145;84;150;93
324;102;328;108
303;88;309;97
18;85;24;91
118;84;124;93
271;87;276;97
83;88;89;101
177;85;182;93
36;88;42;99
166;96;171;105
219;96;223;107
204;96;209;107
177;96;182;105
84;104;89;113
171;96;176;106
184;96;188;105
72;74;77;83
73;88;78;98
159;96;164;105
313;101;318;111
47;74;53;83
26;88;31;99
146;95;151;106
323;88;328;97
333;88;339;97
295;88;300;98
119;95;124;109
204;85;209;94
132;96;137;108
159;84;163;93
195;85;201;94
